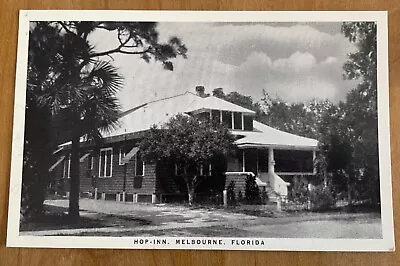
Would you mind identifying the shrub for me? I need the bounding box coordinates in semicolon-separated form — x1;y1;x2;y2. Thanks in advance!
289;175;309;203
226;181;236;206
309;185;336;211
260;190;269;205
237;190;243;203
244;174;261;204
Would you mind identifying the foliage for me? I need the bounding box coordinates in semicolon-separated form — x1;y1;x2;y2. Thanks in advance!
260;91;334;140
289;176;310;204
21;96;53;219
244;174;261;204
309;185;336;211
226;181;236;206
139;114;236;205
212;88;264;117
260;190;269;205
26;21;187;218
237;190;243;203
209;22;379;207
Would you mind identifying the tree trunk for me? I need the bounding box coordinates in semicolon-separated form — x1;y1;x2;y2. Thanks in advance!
346;172;352;207
68;133;80;220
188;188;195;206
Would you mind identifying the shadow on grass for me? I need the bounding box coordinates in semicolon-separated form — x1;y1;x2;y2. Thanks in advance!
20;204;153;232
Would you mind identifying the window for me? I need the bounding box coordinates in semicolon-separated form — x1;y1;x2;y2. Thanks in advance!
197;111;210;122
88;154;94;171
119;148;126;165
135;152;144;176
258;149;268;172
274;150;314;173
222;111;232;129
200;162;212;176
211;110;221;125
63;154;71;179
99;148;113;177
233;112;242;130
243;115;253;131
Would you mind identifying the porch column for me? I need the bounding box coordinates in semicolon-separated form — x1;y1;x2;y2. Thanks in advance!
241;113;244;130
242;150;246;172
268;147;275;173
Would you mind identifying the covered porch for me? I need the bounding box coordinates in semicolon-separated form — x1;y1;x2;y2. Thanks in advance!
225;121;319;201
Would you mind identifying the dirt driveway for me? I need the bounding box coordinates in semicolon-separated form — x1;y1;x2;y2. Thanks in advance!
21;199;382;239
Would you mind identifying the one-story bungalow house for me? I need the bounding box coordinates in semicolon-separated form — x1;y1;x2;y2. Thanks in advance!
49;89;318;204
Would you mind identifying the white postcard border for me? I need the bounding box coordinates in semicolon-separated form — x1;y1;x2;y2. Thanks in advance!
6;10;394;251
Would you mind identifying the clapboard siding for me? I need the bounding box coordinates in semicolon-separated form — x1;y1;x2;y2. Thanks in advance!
85;142;157;194
155;160;187;195
225;173;248;196
51;139;157;196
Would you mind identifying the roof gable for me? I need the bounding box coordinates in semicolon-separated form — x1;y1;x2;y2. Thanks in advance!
104;91;255;138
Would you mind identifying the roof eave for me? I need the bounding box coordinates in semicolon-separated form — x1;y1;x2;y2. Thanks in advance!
235;143;318;150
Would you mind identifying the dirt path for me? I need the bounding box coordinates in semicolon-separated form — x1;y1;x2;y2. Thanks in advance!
21;199;382;238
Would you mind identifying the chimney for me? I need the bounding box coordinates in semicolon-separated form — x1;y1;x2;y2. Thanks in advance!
195;86;206;98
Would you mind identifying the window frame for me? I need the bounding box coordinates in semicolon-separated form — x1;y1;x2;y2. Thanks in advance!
119;147;126;165
62;154;71;179
88;154;94;171
243;115;254;131
99;147;113;178
233;112;243;130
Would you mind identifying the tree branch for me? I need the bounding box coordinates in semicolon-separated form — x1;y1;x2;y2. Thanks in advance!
90;46;151;58
58;21;76;36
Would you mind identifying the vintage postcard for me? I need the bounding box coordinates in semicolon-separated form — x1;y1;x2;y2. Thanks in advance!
7;10;394;251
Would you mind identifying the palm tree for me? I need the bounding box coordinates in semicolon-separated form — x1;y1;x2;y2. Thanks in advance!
26;21;186;219
38;61;123;219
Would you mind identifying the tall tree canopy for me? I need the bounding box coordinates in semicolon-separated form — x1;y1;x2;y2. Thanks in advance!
25;21;187;219
140;114;235;206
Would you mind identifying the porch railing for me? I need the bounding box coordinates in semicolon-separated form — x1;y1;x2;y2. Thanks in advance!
269;171;290;197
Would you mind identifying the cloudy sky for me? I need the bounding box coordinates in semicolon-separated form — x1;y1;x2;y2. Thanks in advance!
90;22;359;110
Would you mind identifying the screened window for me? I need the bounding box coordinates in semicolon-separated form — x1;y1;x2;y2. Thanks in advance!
99;148;113;177
243;115;253;131
222;111;232;129
200;162;212;176
274;150;313;173
244;149;258;173
258;149;268;172
175;163;182;176
211;110;221;125
233;112;242;130
135;152;144;176
197;111;210;122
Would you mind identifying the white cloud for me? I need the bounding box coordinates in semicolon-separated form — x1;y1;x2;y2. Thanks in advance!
88;22;359;108
272;52;317;73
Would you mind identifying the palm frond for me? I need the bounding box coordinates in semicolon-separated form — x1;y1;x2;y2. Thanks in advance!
86;61;124;97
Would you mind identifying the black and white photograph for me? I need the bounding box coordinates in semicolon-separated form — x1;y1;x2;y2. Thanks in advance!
7;10;394;251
